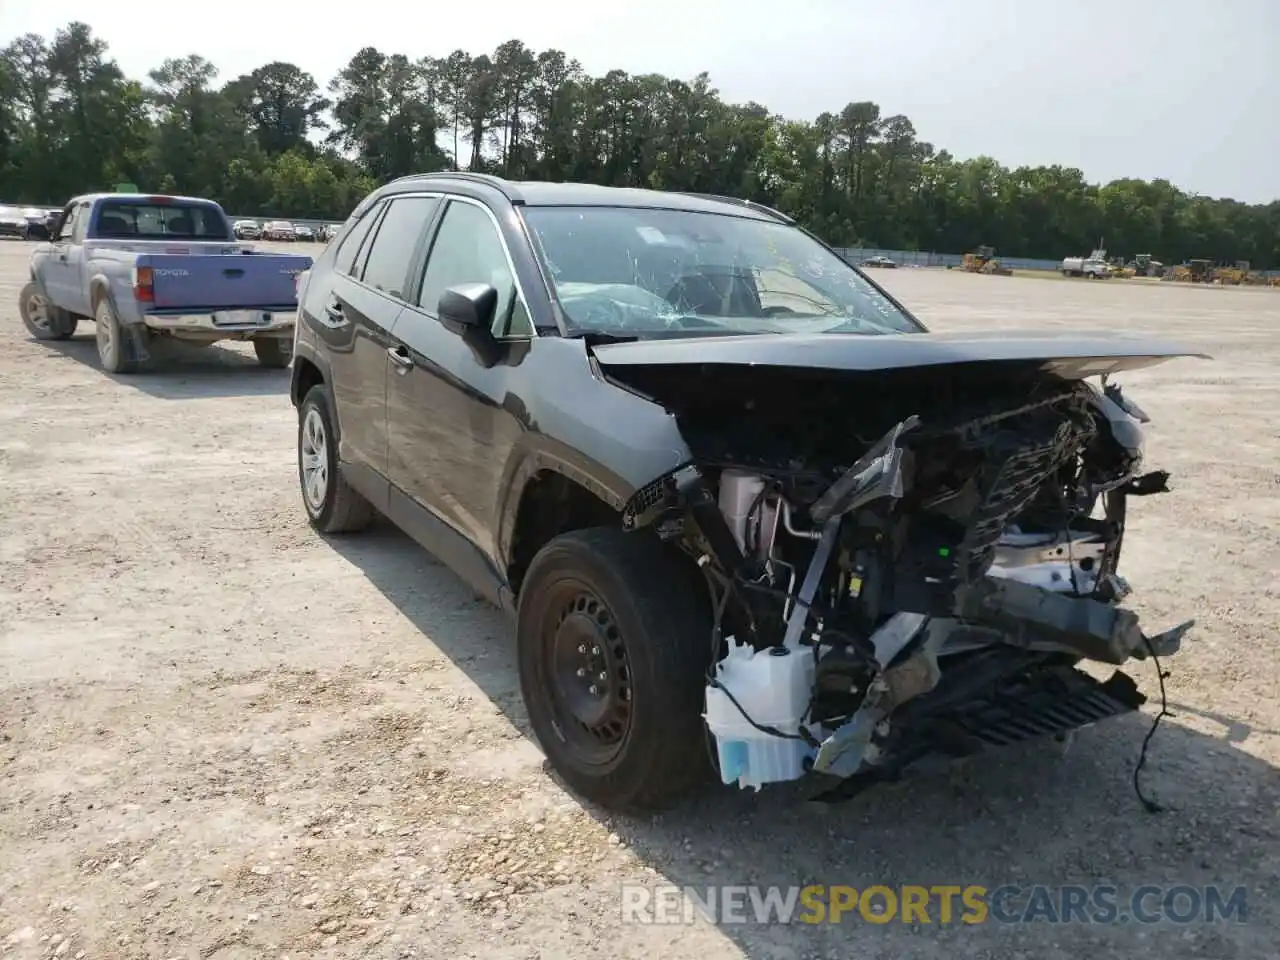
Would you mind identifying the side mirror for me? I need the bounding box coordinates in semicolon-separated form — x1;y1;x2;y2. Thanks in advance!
437;283;498;331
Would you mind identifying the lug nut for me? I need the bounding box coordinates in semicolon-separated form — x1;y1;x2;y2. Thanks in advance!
578;644;587;654
588;684;599;696
576;668;586;678
591;646;600;656
598;671;607;682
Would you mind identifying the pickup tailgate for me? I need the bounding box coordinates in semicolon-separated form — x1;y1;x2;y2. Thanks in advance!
134;252;313;312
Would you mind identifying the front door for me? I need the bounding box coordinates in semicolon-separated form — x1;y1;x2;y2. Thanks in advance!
42;203;82;310
59;201;93;316
385;197;537;565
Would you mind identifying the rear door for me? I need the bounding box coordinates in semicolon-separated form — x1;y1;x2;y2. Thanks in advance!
317;194;442;480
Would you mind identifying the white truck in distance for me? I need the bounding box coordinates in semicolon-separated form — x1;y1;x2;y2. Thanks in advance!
1061;246;1112;279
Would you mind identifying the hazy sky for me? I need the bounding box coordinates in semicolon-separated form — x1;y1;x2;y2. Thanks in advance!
2;0;1276;202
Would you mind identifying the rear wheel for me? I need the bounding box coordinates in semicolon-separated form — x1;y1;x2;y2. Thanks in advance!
516;528;712;812
19;283;77;341
254;337;292;369
94;296;144;374
298;383;374;534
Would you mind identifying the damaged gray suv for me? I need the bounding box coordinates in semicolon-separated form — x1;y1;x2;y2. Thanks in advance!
290;172;1204;812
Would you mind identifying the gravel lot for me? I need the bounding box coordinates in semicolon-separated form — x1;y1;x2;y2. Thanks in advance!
1;242;1277;960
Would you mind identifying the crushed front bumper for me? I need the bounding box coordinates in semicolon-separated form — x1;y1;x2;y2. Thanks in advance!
809;656;1148;803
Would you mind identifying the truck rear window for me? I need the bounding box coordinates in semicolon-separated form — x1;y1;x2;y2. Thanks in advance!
95;202;230;241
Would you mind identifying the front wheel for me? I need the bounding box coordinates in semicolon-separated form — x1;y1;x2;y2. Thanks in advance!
254;337;292;368
19;283;77;341
516;527;712;812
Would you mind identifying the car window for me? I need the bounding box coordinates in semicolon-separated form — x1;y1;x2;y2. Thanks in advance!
72;203;90;242
333;203;382;277
95;201;230;240
359;196;440;299
58;205;80;241
418;200;530;337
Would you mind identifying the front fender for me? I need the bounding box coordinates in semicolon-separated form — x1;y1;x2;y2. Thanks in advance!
28;245;54;291
490;336;692;575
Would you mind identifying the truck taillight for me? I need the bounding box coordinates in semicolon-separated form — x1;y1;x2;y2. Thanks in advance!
133;265;154;302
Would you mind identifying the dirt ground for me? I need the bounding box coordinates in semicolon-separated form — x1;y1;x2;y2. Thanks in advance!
1;244;1277;960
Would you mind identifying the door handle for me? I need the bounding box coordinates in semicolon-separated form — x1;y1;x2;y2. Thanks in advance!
387;345;414;372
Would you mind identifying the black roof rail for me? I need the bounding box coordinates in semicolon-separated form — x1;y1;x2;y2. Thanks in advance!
390;170;524;202
670;192;794;224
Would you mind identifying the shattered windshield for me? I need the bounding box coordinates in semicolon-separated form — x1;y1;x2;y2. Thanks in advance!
520;205;920;338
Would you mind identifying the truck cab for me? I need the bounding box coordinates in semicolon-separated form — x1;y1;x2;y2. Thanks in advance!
20;193;313;374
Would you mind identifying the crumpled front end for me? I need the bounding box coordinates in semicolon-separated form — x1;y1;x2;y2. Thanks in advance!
615;361;1194;800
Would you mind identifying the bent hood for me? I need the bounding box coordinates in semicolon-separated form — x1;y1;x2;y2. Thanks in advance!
589;329;1210;379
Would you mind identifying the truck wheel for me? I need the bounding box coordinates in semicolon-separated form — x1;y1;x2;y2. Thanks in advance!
94;297;144;374
298;383;374;534
19;283;78;341
516;528;712;812
254;337;292;369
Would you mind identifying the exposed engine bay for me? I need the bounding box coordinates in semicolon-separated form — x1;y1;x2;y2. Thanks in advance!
615;362;1195;802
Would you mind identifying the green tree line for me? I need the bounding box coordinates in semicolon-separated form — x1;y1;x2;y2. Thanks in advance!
1;22;1276;266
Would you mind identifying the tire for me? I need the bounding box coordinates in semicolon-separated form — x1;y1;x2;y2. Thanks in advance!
516;527;713;812
298;383;374;534
254;337;292;369
94;296;144;373
19;282;77;341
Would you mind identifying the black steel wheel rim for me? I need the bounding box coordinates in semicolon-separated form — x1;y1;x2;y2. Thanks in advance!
540;579;633;766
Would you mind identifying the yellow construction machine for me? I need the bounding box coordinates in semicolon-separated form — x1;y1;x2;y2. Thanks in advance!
960;245;1013;275
1169;259;1214;283
1213;261;1251;285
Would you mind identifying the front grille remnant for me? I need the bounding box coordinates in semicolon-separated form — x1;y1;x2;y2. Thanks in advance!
955;411;1093;584
927;385;1097;591
621;476;668;530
